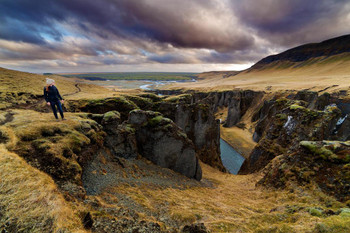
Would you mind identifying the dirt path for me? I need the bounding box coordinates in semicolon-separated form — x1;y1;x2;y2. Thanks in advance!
63;83;81;97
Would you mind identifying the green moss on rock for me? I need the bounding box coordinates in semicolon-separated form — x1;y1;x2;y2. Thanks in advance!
289;104;305;110
138;93;163;102
125;95;154;109
308;207;324;217
148;115;172;127
300;141;334;159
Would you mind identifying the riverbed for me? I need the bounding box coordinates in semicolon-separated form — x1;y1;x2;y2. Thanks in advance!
220;139;245;174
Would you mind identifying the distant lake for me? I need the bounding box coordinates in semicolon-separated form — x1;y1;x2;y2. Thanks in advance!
220;139;245;174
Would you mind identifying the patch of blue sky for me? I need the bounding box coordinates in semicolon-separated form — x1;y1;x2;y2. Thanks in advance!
139;49;152;56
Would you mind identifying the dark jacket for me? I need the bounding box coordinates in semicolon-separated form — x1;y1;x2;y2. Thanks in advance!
44;85;63;102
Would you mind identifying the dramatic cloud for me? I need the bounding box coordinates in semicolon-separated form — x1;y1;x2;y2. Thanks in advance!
0;0;349;72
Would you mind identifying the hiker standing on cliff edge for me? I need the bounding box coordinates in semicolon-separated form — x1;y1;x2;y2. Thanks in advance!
44;78;65;120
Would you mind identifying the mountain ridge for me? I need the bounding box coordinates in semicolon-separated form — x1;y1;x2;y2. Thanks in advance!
251;34;350;69
166;34;350;92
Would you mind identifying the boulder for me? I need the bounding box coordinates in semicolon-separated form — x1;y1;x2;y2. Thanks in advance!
182;223;210;233
101;110;121;132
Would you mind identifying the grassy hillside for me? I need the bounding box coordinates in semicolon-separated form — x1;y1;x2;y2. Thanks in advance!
166;35;350;94
0;145;86;232
252;34;350;68
0;67;122;110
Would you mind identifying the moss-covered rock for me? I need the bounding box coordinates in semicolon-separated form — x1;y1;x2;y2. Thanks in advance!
164;94;192;104
138;93;163;102
125;95;155;110
104;123;138;159
301;141;350;163
241;98;342;174
101;110;121;127
5;111;106;184
258;140;350;202
67;97;139;120
308;207;324;217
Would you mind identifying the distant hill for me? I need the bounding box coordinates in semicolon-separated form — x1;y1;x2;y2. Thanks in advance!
250;34;350;70
197;71;240;80
170;34;350;92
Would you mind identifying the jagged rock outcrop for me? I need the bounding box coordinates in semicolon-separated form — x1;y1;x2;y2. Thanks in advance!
129;110;202;180
219;90;263;127
156;95;225;172
67;94;226;172
258;140;350;202
240;98;342;174
0;91;41;110
241;90;350;175
101;111;138;159
153;90;263;172
66;97;139;120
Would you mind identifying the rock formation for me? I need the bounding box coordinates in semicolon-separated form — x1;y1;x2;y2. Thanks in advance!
258;140;350;202
129;110;202;180
67;93;227;172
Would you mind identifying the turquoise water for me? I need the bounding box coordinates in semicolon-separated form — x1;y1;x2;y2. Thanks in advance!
220;139;245;174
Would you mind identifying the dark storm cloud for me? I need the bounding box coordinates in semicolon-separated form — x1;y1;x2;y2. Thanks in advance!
231;0;350;46
0;0;255;51
232;0;346;32
0;0;65;44
0;0;350;71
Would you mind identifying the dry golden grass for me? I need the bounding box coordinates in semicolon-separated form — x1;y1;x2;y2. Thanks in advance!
2;109;92;145
0;67;117;101
165;54;350;95
0;145;86;232
110;163;350;232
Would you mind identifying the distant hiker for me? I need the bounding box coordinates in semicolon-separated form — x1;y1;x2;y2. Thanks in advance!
44;78;65;120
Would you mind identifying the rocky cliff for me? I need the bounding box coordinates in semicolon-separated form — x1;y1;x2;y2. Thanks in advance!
221;89;350;202
129;110;202;180
155;88;350;203
67;93;227;172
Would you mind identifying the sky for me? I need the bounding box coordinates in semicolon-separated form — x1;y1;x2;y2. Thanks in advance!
0;0;350;73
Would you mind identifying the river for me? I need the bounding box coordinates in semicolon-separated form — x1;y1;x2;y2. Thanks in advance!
220;139;245;174
81;79;196;90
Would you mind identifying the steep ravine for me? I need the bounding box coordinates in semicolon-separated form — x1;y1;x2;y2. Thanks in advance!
155;89;350;202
